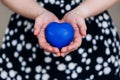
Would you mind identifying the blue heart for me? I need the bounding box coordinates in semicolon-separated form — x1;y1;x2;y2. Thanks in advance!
45;22;74;49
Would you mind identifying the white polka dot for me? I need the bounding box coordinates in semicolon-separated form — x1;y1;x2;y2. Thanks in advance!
39;2;44;7
103;62;108;67
65;55;72;61
65;4;71;11
57;63;66;71
76;66;82;73
78;48;84;54
60;4;64;7
5;28;9;35
90;74;94;80
95;64;102;71
61;9;65;14
12;40;17;46
26;43;32;50
1;71;8;79
111;55;115;63
21;67;25;71
98;23;102;27
6;77;11;80
65;69;71;74
32;47;36;52
14;28;18;33
88;48;92;53
86;58;91;65
14;52;19;58
0;57;3;64
25;67;31;73
100;35;104;40
55;1;60;5
103;67;111;75
75;0;80;3
71;0;75;5
96;57;103;64
6;36;10;41
10;17;14;21
49;0;55;4
104;40;109;47
16;75;22;80
2;54;6;59
44;57;52;63
68;62;77;70
90;17;94;20
6;62;13;68
86;66;90;70
21;61;26;66
17;43;22;52
82;52;87;58
17;21;22;27
35;65;42;73
93;46;97;51
86;34;92;41
35;74;41;80
95;35;99;40
81;58;86;63
25;75;29;79
42;69;46;74
61;0;64;3
71;71;78;79
44;51;50;55
99;16;103;21
5;58;9;62
9;70;16;78
92;39;96;45
9;30;14;36
107;39;112;44
105;29;110;35
20;34;24;40
46;66;50;70
102;21;108;28
95;19;99;23
55;61;60;65
18;56;23;62
105;48;110;55
1;43;6;49
98;71;103;76
28;57;33;62
7;42;10;47
44;0;49;3
32;53;36;59
42;73;50;80
103;13;109;20
16;14;20;19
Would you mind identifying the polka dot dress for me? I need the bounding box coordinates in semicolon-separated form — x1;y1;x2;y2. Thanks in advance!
0;0;120;80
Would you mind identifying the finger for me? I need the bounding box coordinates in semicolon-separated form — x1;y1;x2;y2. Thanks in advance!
77;18;87;36
68;35;82;51
52;47;61;56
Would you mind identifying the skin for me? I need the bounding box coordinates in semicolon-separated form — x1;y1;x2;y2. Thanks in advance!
1;0;120;57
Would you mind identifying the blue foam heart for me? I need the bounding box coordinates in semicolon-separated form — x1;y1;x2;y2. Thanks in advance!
45;22;74;49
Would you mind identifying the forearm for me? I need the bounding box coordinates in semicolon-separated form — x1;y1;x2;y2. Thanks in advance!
1;0;46;19
75;0;119;18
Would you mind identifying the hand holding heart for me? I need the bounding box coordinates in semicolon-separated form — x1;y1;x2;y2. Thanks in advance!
34;9;87;57
34;10;60;55
60;10;87;56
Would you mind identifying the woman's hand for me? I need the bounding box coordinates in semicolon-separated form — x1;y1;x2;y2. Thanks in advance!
60;9;87;57
34;10;61;56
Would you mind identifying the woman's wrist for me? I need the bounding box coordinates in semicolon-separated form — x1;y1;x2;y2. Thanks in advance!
73;5;90;19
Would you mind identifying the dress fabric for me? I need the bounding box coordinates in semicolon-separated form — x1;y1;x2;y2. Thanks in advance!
0;0;120;80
